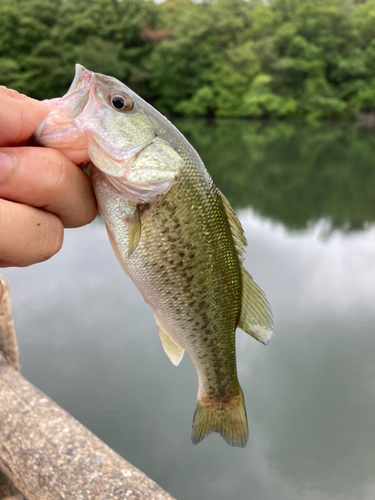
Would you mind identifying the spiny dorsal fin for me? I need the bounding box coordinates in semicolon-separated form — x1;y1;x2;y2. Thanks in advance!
154;315;185;366
128;205;142;257
219;192;273;345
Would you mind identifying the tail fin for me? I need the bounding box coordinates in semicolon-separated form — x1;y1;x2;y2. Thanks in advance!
191;390;248;448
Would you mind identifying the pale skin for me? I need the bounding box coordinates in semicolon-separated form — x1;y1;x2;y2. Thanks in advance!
0;87;98;303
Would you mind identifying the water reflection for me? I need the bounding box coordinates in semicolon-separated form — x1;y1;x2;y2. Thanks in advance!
2;121;375;500
239;210;375;500
176;119;375;232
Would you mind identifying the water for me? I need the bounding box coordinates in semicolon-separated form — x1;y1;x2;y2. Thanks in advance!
3;121;375;500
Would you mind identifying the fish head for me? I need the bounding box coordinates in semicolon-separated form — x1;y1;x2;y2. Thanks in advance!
35;64;165;176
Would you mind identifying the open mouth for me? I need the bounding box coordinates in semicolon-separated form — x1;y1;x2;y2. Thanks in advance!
66;64;93;96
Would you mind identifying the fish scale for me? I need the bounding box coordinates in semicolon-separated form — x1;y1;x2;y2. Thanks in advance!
35;64;274;447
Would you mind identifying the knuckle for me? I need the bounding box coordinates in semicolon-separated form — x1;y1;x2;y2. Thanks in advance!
62;173;98;228
41;149;73;198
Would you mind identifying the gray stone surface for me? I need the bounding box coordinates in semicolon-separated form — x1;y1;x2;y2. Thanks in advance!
0;277;20;373
0;276;25;500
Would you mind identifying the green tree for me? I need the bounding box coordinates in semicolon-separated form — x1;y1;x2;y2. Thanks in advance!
0;0;158;98
2;0;375;119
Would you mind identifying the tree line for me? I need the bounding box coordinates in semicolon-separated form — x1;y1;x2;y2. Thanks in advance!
1;0;375;120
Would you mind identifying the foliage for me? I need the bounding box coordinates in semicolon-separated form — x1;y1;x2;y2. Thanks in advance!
1;0;375;119
147;0;375;119
0;0;158;98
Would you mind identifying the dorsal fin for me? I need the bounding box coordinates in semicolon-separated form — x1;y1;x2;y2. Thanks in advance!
238;269;273;345
220;192;247;262
220;193;274;345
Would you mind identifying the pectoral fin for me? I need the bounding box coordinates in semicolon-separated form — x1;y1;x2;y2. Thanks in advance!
128;206;142;257
238;268;273;345
154;316;185;366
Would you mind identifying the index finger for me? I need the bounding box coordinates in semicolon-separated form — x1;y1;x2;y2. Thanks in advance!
0;87;50;147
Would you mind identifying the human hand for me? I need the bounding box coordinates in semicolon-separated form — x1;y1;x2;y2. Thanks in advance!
0;87;98;301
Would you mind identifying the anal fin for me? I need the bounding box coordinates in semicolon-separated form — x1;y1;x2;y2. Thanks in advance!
238;268;274;345
154;316;185;366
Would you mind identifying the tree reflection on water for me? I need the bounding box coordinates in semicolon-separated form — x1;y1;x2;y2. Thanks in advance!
175;119;375;233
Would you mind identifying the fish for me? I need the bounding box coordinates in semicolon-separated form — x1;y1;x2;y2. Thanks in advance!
35;64;273;447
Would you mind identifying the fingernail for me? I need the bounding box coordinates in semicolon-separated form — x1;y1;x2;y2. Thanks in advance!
0;152;14;184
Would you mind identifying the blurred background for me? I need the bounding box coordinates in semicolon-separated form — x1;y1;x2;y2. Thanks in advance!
2;1;375;500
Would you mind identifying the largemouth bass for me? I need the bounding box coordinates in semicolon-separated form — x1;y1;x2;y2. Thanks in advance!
35;65;273;447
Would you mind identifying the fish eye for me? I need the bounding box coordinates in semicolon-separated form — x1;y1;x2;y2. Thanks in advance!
107;92;134;112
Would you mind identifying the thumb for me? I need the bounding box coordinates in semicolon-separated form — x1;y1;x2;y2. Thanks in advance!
0;87;50;147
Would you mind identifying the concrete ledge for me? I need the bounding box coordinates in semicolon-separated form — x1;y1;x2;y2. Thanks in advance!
0;276;175;500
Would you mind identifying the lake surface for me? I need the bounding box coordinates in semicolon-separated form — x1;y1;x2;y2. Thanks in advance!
3;120;375;500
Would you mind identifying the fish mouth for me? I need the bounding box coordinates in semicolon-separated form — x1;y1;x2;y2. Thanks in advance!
66;64;93;101
61;64;95;119
34;64;96;154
